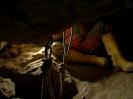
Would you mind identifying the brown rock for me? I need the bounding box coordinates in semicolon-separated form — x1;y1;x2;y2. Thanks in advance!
11;44;19;49
8;48;19;57
0;51;11;58
0;76;16;98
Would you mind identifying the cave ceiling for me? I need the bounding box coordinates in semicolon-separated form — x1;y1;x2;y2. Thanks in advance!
0;0;132;42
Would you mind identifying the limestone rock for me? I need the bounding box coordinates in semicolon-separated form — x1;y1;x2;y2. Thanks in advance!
0;52;11;59
1;43;133;99
8;47;19;57
0;76;16;98
66;64;133;99
0;41;7;52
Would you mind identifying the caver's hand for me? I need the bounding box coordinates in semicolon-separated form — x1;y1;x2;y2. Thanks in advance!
52;42;64;57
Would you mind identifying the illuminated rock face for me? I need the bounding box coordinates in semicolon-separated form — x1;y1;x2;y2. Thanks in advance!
0;42;77;99
0;42;133;99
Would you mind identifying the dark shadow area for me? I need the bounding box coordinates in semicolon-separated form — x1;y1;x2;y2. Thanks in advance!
66;63;113;82
0;65;77;99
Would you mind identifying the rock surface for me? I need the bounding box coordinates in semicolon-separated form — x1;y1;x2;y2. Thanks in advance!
0;42;76;99
71;68;133;99
0;76;15;98
0;42;133;99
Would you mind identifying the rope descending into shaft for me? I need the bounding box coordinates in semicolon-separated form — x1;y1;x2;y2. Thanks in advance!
58;27;73;98
58;31;66;98
66;26;73;56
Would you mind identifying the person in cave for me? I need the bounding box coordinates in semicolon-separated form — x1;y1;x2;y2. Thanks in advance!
51;20;133;72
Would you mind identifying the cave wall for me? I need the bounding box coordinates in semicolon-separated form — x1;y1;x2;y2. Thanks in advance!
0;0;133;43
0;0;132;58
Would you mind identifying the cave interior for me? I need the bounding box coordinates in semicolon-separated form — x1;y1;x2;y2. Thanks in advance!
0;0;133;99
